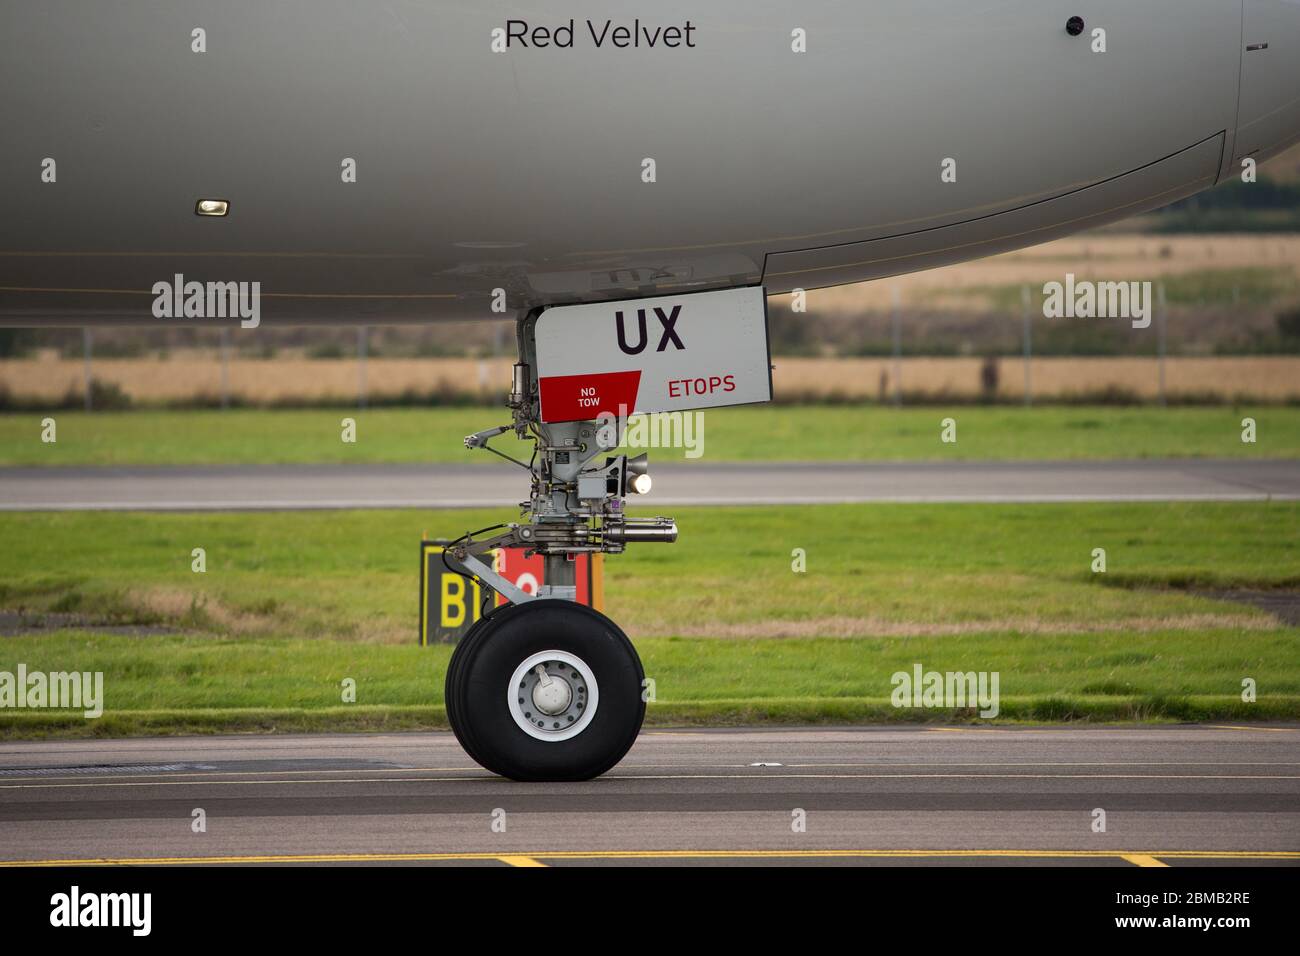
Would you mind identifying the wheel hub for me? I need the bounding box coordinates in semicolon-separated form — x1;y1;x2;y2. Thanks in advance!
531;664;572;715
508;650;599;742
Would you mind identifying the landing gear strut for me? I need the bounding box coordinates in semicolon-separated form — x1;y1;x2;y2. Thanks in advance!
443;309;676;781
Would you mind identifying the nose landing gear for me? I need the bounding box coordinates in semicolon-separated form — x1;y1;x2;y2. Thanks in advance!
442;309;673;781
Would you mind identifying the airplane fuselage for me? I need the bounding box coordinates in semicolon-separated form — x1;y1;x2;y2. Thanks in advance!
2;0;1298;326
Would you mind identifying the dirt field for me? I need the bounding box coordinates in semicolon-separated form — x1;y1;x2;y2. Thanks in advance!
782;234;1300;314
0;354;514;404
4;352;1299;404
773;355;1300;401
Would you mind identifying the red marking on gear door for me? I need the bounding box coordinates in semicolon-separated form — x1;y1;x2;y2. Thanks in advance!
538;370;642;423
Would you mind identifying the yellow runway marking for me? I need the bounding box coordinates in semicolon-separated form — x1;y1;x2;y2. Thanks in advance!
0;767;484;783
924;727;1003;734
498;856;548;868
3;770;1297;790
1207;725;1297;733
1121;855;1170;868
0;777;483;790
4;760;1293;784
759;764;1300;770
1;849;1295;867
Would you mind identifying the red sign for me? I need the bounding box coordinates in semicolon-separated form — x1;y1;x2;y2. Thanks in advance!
495;549;593;605
536;370;642;424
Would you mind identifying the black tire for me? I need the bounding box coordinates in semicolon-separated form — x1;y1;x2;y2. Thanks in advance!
444;604;501;768
449;599;645;781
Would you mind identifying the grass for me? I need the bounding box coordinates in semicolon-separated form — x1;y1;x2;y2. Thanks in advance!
2;405;1299;466
2;503;1297;643
2;628;1295;738
0;501;1297;736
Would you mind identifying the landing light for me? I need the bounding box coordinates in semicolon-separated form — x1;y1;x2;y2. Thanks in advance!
195;199;229;217
625;453;651;495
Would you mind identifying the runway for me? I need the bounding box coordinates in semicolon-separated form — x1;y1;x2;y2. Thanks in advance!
2;458;1298;510
1;726;1296;867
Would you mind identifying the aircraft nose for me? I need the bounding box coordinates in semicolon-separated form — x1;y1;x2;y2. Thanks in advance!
1235;0;1300;166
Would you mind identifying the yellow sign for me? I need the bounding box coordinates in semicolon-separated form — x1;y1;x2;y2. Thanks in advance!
419;542;603;645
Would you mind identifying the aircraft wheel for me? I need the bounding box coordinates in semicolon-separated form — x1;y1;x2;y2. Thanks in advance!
444;607;497;769
445;599;645;781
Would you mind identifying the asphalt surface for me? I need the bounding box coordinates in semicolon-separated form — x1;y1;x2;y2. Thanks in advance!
0;726;1296;867
1;459;1298;510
